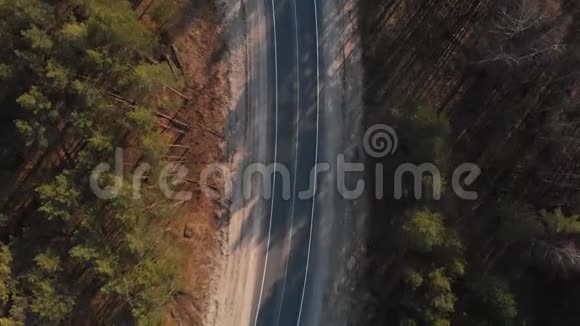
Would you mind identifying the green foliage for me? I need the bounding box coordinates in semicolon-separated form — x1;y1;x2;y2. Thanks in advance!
26;273;75;323
398;210;466;325
131;63;175;99
149;0;178;31
14;120;47;148
0;64;12;80
362;2;580;325
422;268;457;325
475;278;519;324
429;268;452;292
87;131;114;153
0;0;184;322
387;103;450;167
14;86;57;148
16;87;54;116
402;210;445;252
25;250;74;323
60;22;88;43
0;245;13;306
448;257;466;277
21;26;53;50
426;318;450;326
4;295;26;325
141;132;167;163
37;173;80;221
34;252;61;273
404;269;424;289
410;103;450;168
376;104;467;324
0;319;19;326
491;287;518;322
77;0;154;52
400;319;418;326
127;107;155;131
540;208;580;235
401;265;460;325
45;61;69;90
103;257;179;322
0;238;21;324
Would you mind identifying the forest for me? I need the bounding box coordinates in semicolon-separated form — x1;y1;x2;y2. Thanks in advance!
5;0;580;325
0;0;190;324
359;0;580;325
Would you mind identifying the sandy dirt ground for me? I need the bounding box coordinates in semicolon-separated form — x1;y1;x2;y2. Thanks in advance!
203;0;269;325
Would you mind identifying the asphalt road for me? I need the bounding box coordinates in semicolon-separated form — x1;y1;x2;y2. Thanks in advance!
250;0;323;325
215;0;364;325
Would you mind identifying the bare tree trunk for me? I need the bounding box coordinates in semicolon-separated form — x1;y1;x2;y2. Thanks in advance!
138;0;157;21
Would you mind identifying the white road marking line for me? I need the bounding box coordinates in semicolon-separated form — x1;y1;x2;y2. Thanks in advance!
274;0;301;324
253;0;279;325
296;0;320;324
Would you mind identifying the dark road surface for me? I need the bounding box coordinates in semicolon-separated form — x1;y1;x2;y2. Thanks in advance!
252;0;323;325
216;0;365;325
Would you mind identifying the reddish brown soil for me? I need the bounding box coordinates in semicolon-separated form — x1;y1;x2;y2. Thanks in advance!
158;2;231;325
